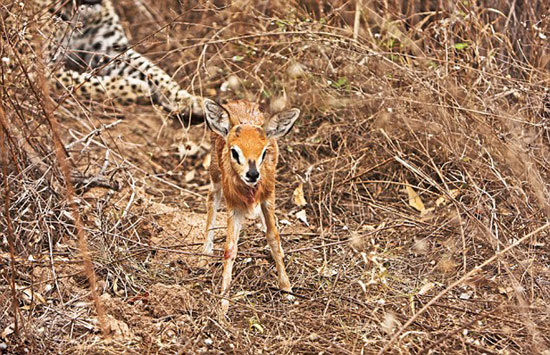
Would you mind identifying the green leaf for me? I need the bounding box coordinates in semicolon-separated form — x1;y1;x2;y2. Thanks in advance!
249;318;264;333
454;42;469;50
275;20;288;29
331;77;348;88
232;55;244;62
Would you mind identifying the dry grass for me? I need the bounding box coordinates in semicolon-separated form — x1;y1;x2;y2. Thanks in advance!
1;0;550;353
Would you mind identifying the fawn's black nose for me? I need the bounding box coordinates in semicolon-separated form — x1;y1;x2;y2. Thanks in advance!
246;170;259;182
246;161;260;183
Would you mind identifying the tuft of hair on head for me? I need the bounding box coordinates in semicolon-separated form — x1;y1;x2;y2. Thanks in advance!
203;98;301;140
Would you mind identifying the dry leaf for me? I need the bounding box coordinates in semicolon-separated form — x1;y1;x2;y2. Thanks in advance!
113;278;124;296
418;282;435;295
435;189;461;207
287;61;306;78
280;219;292;226
296;209;309;226
1;324;14;338
105;315;134;340
184;170;195;183
293;183;307;207
405;181;425;212
317;262;338;277
22;289;46;305
381;312;397;334
177;141;199;158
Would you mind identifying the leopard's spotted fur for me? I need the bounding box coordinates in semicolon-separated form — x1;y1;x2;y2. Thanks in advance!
1;0;204;122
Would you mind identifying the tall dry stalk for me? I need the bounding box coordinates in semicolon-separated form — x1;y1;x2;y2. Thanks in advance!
31;34;108;336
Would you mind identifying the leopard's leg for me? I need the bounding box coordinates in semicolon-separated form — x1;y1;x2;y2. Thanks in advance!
116;50;204;121
141;66;204;121
53;54;204;123
172;86;204;125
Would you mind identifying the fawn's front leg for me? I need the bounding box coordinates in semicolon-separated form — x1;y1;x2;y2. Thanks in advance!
199;182;222;267
261;197;293;299
220;209;244;315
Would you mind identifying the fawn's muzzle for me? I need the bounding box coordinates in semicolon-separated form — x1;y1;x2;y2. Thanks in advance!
245;162;260;183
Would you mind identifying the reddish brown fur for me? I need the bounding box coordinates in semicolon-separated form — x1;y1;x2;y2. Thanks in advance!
210;101;279;211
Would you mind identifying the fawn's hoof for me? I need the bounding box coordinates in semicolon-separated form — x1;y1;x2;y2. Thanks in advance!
219;299;230;318
283;291;295;302
197;243;214;268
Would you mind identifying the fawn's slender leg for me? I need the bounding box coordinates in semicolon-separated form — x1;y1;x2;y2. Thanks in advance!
220;209;244;314
254;203;267;232
200;182;221;265
261;196;293;298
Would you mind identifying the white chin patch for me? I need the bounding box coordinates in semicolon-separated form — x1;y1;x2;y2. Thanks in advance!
242;176;259;187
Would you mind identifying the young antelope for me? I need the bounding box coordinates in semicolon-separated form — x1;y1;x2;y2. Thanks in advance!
201;99;300;314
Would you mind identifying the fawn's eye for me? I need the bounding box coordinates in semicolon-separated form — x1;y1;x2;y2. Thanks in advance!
260;149;267;164
231;148;241;164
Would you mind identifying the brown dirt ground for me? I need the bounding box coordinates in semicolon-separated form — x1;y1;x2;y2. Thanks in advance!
59;106;319;354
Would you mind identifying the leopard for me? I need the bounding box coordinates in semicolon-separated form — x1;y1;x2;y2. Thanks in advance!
1;0;204;123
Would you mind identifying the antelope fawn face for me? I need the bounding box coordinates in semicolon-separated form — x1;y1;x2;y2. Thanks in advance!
227;126;268;186
204;99;300;187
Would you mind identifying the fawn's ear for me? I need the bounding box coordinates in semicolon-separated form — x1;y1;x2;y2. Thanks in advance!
203;99;231;137
264;108;300;139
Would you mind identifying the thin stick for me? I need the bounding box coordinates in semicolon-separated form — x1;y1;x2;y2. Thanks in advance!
353;0;362;41
34;40;108;335
379;222;550;354
336;157;394;187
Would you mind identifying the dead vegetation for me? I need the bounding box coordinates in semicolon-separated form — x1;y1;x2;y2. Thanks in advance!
1;0;550;353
